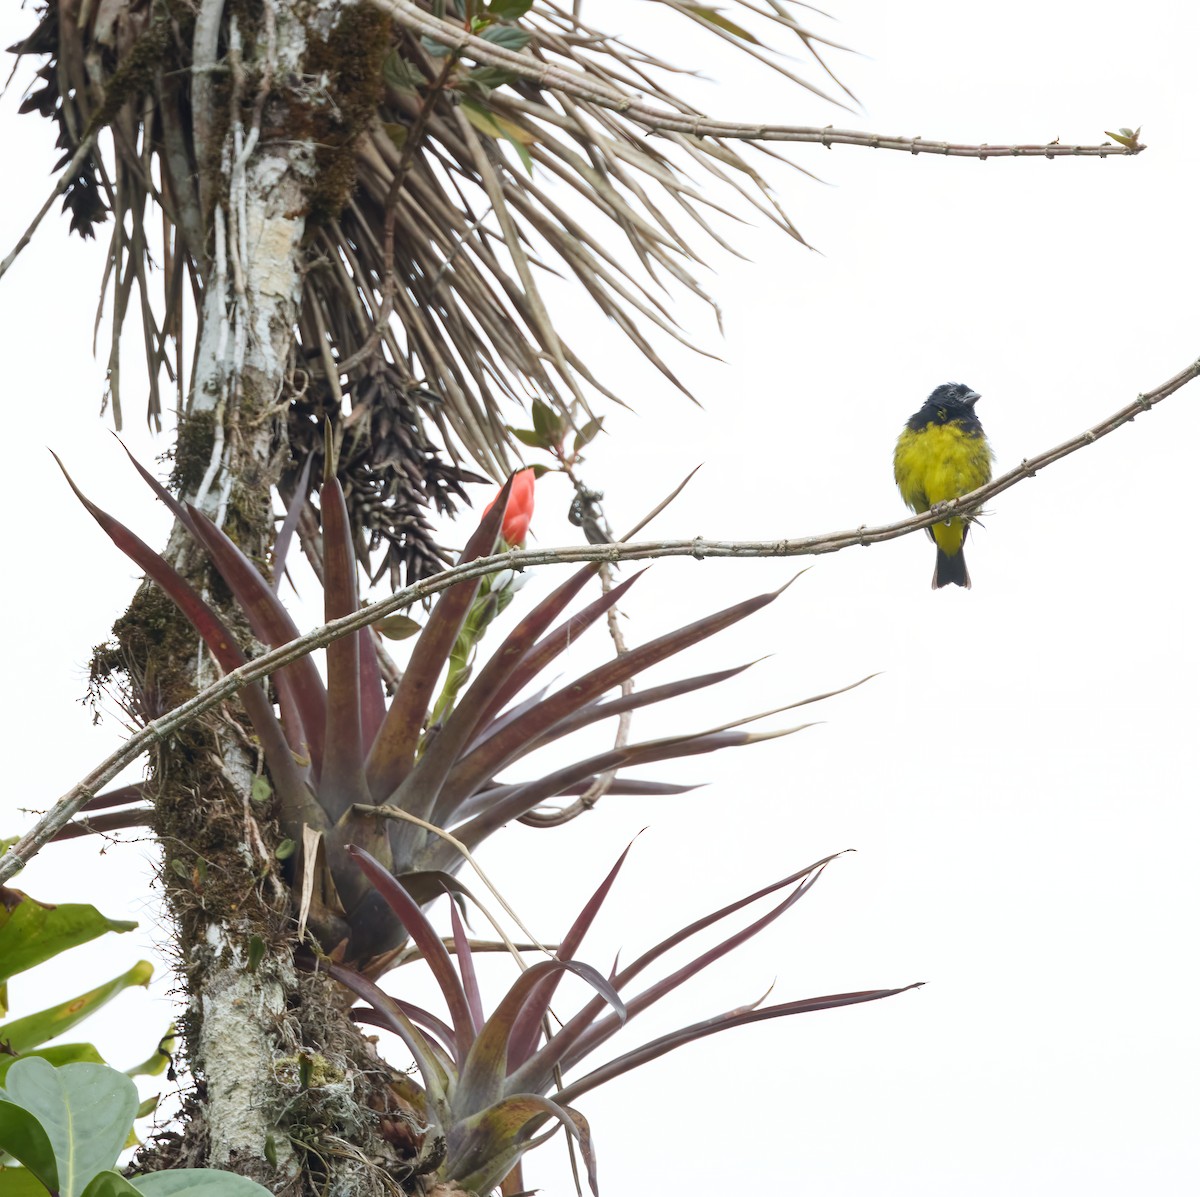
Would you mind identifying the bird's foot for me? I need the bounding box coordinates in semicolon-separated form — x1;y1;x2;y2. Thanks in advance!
930;500;956;524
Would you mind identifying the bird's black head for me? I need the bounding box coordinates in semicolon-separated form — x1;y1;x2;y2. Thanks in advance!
907;382;983;431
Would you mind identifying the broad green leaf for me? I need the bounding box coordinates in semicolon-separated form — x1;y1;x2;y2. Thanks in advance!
480;25;530;51
0;1045;106;1085
132;1170;275;1197
2;1059;137;1197
249;777;271;806
0;1101;58;1192
81;1170;141;1197
487;0;533;18
0;962;153;1053
0;895;136;985
0;1165;55;1196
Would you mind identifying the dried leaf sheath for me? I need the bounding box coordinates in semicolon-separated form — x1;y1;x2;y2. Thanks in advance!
11;1;851;555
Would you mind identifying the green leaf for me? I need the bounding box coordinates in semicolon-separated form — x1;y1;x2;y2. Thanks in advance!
126;1036;173;1083
1104;125;1142;149
2;1059;138;1197
459;100;537;176
373;615;422;641
449;1093;593;1195
131;1169;275;1197
480;24;530;51
0;1165;56;1197
0;1101;58;1193
506;426;547;450
247;936;265;974
123;1027;175;1081
504;131;534;176
688;6;761;43
487;0;533;18
381;51;423;92
530;398;565;445
249;777;272;806
419;34;455;57
381;122;408;150
274;840;296;862
0;963;154;1053
0;895;136;985
81;1171;142;1197
465;66;519;93
0;1046;106;1086
573;417;605;453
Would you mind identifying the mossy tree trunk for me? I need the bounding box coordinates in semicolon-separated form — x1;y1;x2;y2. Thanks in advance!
99;4;408;1193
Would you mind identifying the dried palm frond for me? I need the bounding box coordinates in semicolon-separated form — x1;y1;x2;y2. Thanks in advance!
10;1;850;577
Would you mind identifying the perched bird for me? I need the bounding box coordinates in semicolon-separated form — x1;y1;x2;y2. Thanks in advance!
894;382;994;589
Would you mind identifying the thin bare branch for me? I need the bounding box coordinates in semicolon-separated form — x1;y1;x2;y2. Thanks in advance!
2;357;1193;884
372;1;1142;158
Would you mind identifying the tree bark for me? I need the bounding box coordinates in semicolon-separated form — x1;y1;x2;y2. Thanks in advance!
103;4;420;1192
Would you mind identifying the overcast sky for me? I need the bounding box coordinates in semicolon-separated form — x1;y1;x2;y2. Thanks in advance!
2;1;1197;1194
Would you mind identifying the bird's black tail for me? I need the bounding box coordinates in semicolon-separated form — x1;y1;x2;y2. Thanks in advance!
933;548;971;589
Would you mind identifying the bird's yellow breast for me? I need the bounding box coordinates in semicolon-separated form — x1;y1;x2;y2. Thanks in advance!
894;420;993;559
893;421;992;513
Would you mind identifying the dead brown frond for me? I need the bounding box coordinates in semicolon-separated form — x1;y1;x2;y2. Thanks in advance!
9;0;848;578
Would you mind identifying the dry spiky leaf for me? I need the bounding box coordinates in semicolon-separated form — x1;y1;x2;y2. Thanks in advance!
10;1;848;581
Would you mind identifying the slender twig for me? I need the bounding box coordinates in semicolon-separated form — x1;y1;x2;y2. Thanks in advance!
372;0;1143;158
523;465;630;827
2;358;1194;884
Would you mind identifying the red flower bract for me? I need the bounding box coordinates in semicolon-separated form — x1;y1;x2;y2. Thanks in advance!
485;468;536;546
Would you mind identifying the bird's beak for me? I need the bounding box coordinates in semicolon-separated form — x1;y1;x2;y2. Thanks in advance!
965;390;982;407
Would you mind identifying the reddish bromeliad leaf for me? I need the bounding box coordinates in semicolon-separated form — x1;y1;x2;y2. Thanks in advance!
324;845;917;1194
59;449;863;966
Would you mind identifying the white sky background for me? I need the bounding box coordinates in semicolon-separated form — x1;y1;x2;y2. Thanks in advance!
2;1;1199;1194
